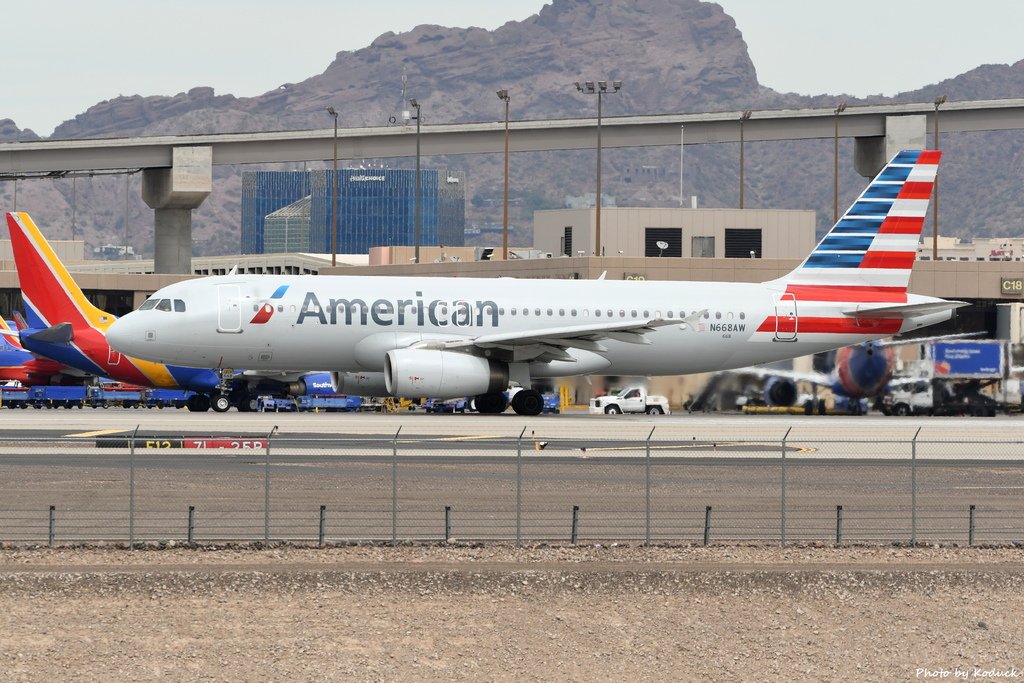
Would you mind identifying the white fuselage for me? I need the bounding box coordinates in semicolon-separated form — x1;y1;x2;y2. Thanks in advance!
106;274;943;379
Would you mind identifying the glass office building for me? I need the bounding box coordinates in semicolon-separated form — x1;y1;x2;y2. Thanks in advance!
241;168;466;254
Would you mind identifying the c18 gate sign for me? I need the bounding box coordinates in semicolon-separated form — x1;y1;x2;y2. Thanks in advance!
933;341;1004;378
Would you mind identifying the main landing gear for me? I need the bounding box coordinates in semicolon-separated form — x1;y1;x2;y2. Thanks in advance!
185;394;211;412
474;389;545;416
474;392;508;414
510;389;544;416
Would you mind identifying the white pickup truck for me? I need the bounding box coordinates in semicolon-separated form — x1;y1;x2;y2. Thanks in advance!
589;387;671;415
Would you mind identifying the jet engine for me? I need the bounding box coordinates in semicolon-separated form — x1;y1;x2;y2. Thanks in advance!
385;349;508;399
763;376;798;407
330;371;389;397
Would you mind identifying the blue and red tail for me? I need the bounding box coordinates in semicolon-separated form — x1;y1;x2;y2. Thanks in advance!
777;149;940;301
6;212;185;388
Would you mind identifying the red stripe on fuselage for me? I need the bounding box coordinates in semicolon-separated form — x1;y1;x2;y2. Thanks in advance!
784;285;907;303
878;216;925;235
859;251;916;269
756;316;903;335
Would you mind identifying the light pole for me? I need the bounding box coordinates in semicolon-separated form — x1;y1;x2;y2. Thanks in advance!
409;98;422;264
933;95;947;261
833;102;847;223
574;79;621;257
497;89;511;261
739;110;752;209
326;106;338;267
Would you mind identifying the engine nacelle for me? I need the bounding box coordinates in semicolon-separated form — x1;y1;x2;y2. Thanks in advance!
385;349;508;399
763;377;798;407
330;371;389;397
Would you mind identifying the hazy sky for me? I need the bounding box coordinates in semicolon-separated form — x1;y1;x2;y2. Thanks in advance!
4;0;1022;135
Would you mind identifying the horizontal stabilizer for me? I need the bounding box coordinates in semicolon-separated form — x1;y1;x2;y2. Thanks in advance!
842;301;968;320
26;323;74;344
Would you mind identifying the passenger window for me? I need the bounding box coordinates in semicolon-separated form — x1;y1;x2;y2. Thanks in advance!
715;312;722;320
534;308;541;316
139;299;158;311
596;310;602;317
156;299;172;312
174;300;186;313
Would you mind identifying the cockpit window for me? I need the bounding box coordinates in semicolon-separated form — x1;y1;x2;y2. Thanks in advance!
174;299;186;312
139;299;158;311
155;299;172;312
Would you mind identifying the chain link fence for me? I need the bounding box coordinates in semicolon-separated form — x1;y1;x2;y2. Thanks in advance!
0;428;1021;546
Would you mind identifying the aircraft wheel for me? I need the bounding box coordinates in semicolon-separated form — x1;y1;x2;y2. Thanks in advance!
211;394;232;412
187;394;211;412
511;389;544;416
474;392;509;414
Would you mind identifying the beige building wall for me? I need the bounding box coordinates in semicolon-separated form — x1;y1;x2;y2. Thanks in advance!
533;207;815;258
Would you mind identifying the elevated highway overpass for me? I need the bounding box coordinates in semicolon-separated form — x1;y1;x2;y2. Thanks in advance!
2;98;1023;273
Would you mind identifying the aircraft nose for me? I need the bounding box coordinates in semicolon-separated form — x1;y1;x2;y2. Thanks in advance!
106;315;138;354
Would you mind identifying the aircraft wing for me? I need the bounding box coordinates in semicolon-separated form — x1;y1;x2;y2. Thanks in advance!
427;318;681;359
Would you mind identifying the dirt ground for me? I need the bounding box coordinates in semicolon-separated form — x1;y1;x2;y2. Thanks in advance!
0;544;1020;681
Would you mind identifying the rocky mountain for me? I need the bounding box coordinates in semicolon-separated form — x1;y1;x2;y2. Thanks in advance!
2;0;1023;257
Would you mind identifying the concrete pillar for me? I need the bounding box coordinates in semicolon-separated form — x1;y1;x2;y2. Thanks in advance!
853;114;927;178
142;146;212;274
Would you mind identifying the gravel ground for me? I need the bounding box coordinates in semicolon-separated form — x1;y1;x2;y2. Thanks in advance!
0;544;1020;681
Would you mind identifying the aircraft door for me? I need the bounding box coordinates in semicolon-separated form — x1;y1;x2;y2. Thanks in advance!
218;284;242;333
773;293;798;342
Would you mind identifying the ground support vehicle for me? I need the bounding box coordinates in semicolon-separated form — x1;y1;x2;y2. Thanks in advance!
589;387;671;415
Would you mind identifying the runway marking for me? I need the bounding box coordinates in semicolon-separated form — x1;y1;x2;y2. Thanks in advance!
66;429;128;438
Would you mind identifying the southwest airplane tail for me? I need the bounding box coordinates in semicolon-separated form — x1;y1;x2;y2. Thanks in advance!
5;212;324;411
105;150;965;416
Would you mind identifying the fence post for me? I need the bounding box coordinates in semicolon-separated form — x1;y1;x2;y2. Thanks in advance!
392;426;401;547
645;426;654;546
911;427;921;546
48;505;55;548
570;505;579;544
969;504;976;546
187;505;195;546
129;424;139;549
703;505;712;546
835;505;843;546
516;426;526;548
445;505;452;542
264;425;278;545
319;505;326;548
780;426;791;547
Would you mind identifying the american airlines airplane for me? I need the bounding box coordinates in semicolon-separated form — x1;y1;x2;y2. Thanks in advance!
105;150;963;416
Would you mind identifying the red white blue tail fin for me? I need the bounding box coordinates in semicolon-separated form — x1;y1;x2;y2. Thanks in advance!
776;150;940;296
